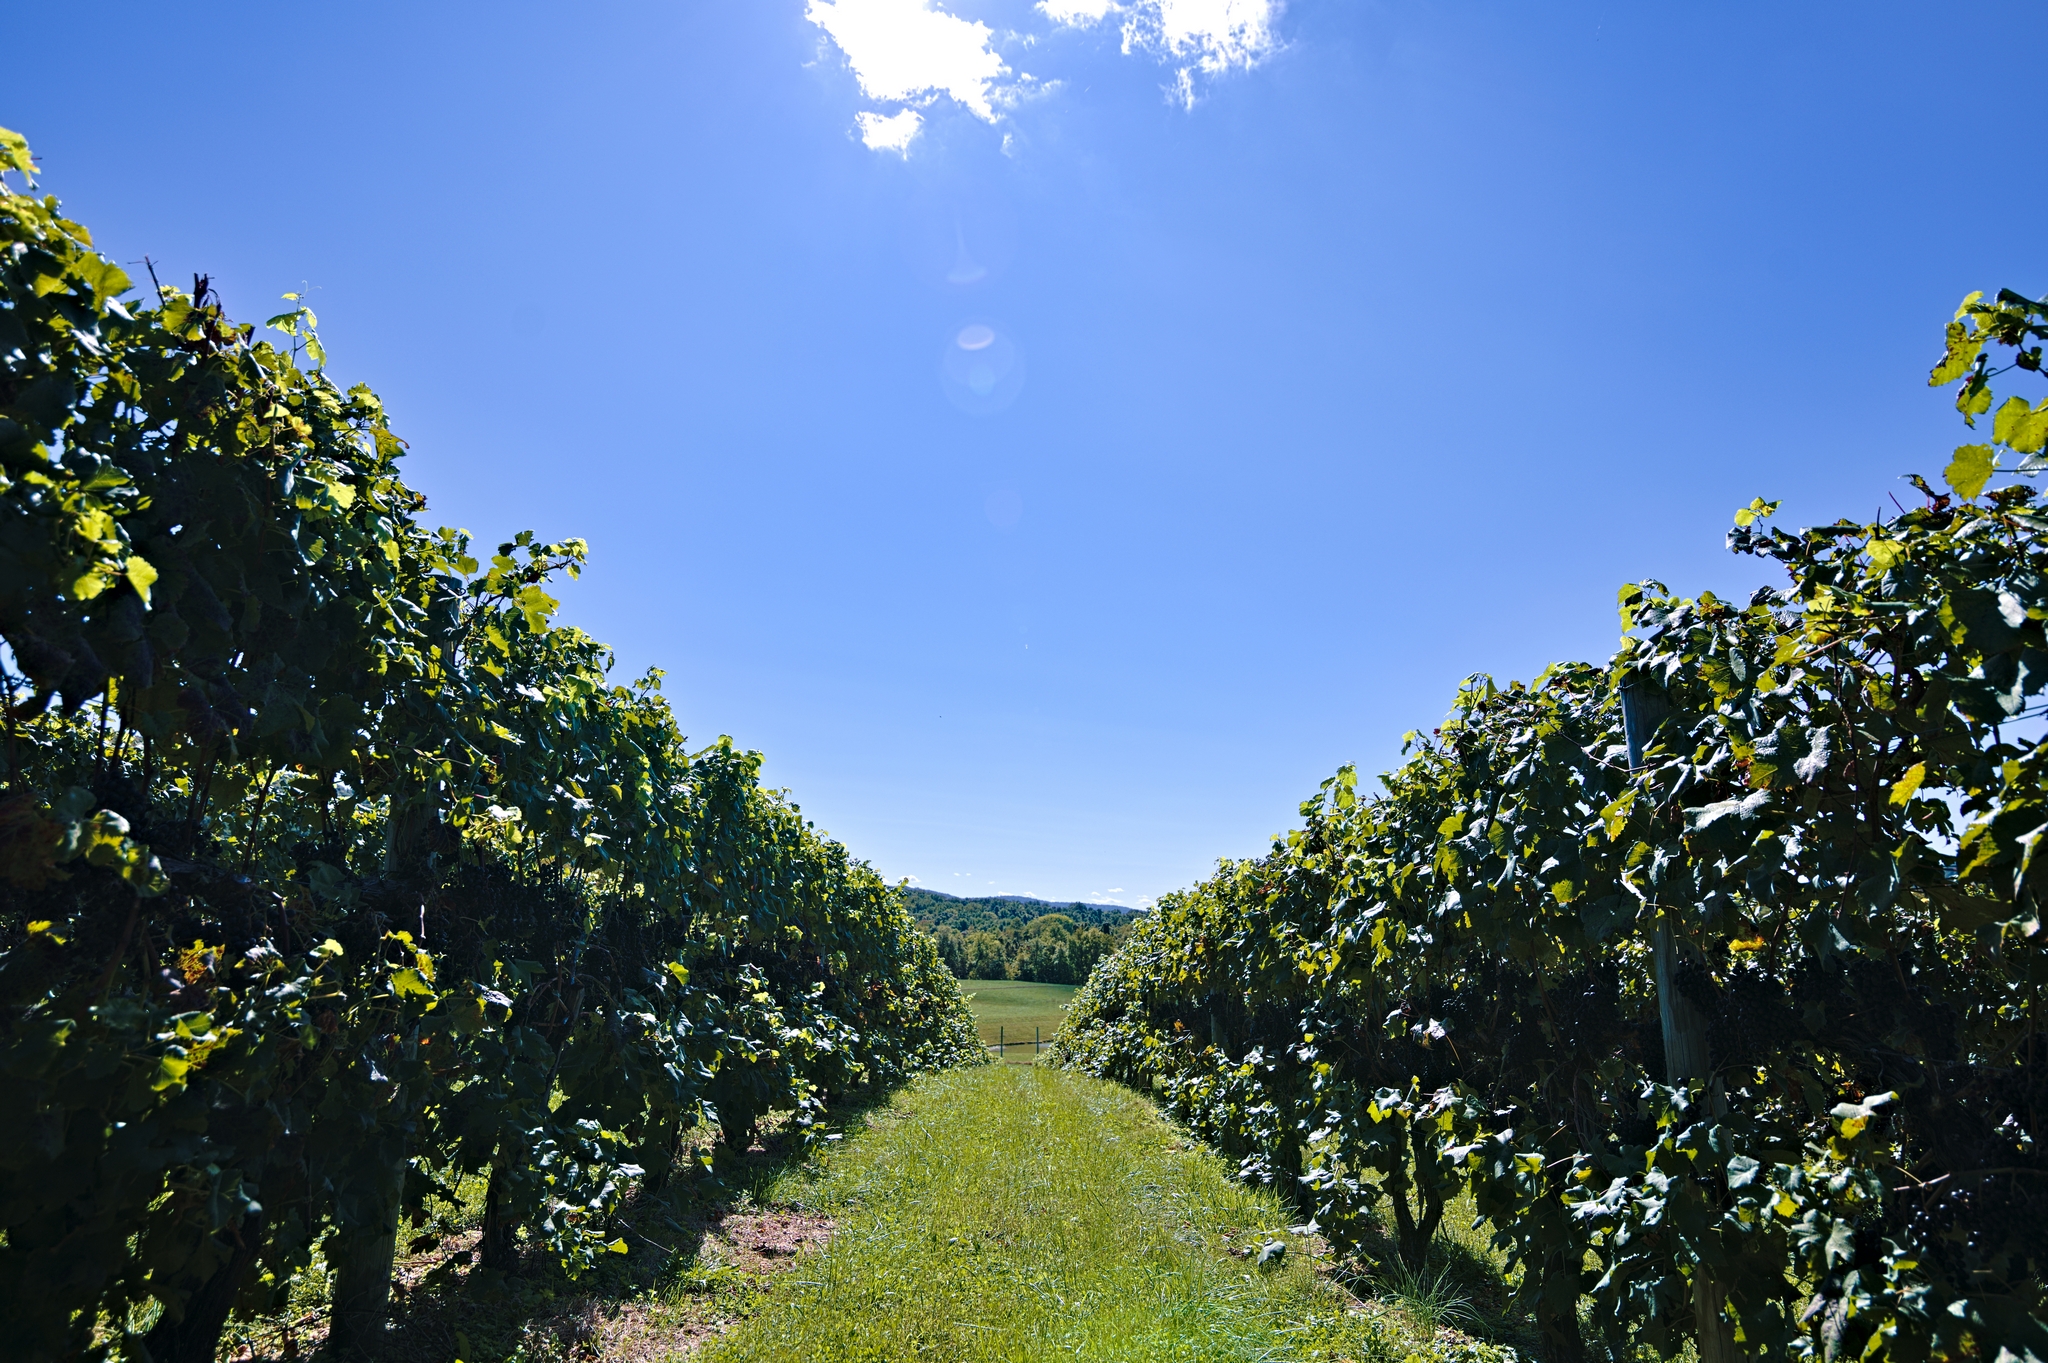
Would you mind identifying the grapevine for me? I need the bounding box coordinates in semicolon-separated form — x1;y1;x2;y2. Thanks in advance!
0;129;983;1363
1053;290;2048;1360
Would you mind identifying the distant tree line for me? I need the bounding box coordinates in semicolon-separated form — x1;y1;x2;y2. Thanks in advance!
903;889;1137;985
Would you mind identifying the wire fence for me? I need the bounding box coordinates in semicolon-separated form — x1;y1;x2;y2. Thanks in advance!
985;1025;1052;1059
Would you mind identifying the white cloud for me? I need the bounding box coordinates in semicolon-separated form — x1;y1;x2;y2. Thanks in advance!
1039;0;1118;23
810;0;1280;150
1153;0;1276;71
856;108;924;153
807;0;1010;122
1119;0;1279;105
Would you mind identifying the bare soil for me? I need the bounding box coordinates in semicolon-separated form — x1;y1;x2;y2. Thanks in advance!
219;1121;841;1363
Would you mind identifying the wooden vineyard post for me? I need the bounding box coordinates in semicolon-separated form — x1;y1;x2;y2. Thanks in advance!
1620;678;1737;1362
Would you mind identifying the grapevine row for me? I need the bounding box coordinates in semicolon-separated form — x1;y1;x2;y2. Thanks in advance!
0;129;984;1363
1052;288;2048;1361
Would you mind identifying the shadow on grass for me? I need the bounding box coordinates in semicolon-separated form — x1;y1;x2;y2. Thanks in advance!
1321;1206;1545;1360
224;1090;903;1363
1330;1208;1670;1363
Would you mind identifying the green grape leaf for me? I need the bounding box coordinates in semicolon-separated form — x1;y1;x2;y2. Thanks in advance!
1931;316;1983;385
1889;762;1927;807
124;555;157;604
1945;444;1996;500
1994;397;2048;455
0;125;33;180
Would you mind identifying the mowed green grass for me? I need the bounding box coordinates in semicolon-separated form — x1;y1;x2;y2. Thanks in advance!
701;1064;1386;1363
960;978;1075;1064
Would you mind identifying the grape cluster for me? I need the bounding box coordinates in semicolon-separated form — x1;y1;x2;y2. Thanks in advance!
1831;957;1955;1062
1549;968;1623;1054
1782;954;1962;1072
1673;952;1722;1014
1904;1172;2048;1285
1789;957;1829;1012
1710;964;1797;1068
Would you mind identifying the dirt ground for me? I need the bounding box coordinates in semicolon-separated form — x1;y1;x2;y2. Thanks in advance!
220;1125;838;1363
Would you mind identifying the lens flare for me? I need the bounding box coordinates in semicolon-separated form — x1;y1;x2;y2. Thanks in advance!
940;322;1025;414
900;186;1018;289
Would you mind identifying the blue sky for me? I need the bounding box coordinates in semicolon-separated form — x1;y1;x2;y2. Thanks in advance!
10;2;2043;905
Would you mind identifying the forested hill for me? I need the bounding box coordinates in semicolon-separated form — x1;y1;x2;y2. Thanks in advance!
901;888;1138;933
903;889;1139;984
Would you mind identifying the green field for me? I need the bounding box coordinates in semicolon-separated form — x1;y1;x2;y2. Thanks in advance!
702;1064;1391;1363
959;978;1076;1063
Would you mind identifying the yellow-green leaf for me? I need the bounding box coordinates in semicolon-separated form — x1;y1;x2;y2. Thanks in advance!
152;1054;192;1092
1931;314;1983;385
1960;376;1994;423
514;583;559;634
1945;444;1996;500
72;256;131;303
1733;497;1779;527
1600;790;1636;841
1890;762;1927;807
124;555;158;605
1995;396;2048;455
0;126;33;180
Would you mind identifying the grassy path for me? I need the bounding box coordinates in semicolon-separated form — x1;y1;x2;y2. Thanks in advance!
701;1064;1384;1363
958;978;1076;1063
